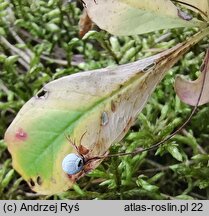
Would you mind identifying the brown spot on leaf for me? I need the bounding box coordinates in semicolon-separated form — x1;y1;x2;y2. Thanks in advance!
15;128;28;141
111;101;116;112
78;145;89;155
67;171;83;182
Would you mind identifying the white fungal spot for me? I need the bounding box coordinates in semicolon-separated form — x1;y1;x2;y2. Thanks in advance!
101;112;109;126
62;153;84;175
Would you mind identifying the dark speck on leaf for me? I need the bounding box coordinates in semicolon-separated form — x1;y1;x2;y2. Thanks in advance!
111;101;116;112
36;88;49;99
143;62;156;72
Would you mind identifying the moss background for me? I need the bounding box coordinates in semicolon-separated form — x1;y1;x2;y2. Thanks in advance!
0;0;209;200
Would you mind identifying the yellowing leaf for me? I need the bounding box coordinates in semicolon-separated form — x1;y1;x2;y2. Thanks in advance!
179;0;209;20
4;27;209;195
175;49;209;106
83;0;204;36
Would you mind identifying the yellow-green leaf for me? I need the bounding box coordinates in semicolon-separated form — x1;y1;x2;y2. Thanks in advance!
4;27;209;195
83;0;204;36
179;0;209;20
